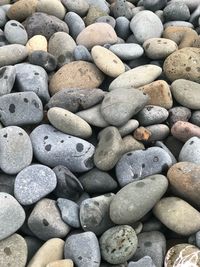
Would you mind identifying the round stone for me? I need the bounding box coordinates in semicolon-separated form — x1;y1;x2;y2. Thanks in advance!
143;0;167;11
62;0;89;16
4;20;28;45
36;0;66;20
26;35;48;53
168;106;191;127
6;0;37;21
109;43;144;61
171;121;200;142
179;136;200;163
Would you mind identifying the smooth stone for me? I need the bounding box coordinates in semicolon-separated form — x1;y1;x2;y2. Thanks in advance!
0;7;7;27
57;198;80;228
110;174;168;224
53;165;83;200
28;198;70;241
142;218;164;233
109;65;162;91
26;35;48;53
79;168;118;194
0;193;25;240
179;136;200;163
27;238;64;267
0;173;15;195
49;61;104;95
121;135;145;154
164;244;200;267
118;119;139;137
36;0;66;20
46;260;74;267
47;107;92;138
0;234;27;267
76;23;117;50
0;92;43;126
25;236;43;262
30;124;95;172
128;256;156;267
0;65;16;96
109;44;144;61
164;21;194;29
0;44;28;67
164;135;183;159
80;194;114;235
96;15;116;28
168;106;191;127
138;80;173;109
130;11;163;44
94;126;123;171
163;2;190;21
153;197;200;235
191;111;200;126
101;88;149;126
61;0;89;16
143;38;177;59
46;88;105;112
155;141;177;165
111;0;133;19
100;225;138;264
85;6;107;25
116;147;172;187
48;32;76;67
4;19;28;45
73;45;92;62
0;126;32;174
171;79;200;109
64;12;85;40
28;50;57;72
169;0;199;11
131;231;166;267
76;104;109;128
15;63;50;104
64;232;101;267
144;124;170;142
164;47;200;83
14;164;57;205
143;0;167;11
23;12;69;40
115;17;131;40
86;0;110;13
6;0;37;21
91;45;125;77
171;121;200;142
136;105;169;126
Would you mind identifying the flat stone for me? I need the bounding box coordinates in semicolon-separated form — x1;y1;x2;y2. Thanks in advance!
128;256;156;267
0;234;27;267
26;35;48;53
0;65;16;96
14;164;57;205
171;121;200;142
167;106;191;127
116;147;172;187
64;232;100;267
28;198;70;241
179;137;200;163
0;126;32;174
110;174;168;224
57;198;80;228
28;50;57;72
153;197;200;235
0;193;25;241
100;225;138;264
109;43;144;61
0;44;28;67
30;124;95;172
49;61;104;95
163;2;190;21
4;19;28;45
6;0;37;21
46;260;74;267
0;92;43;126
109;65;162;91
61;0;89;16
36;0;66;20
64;12;85;40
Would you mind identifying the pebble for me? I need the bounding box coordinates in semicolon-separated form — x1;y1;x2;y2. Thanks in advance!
121;135;145;154
64;231;101;267
61;0;89;16
4;19;28;45
0;234;28;267
179;136;200;163
100;225;138;264
28;198;70;241
155;141;177;165
116;147;172;187
25;236;43;262
128;256;156;267
153;197;200;235
109;43;144;61
118;119;139;137
28;50;57;72
163;2;190;21
171;121;200;142
49;61;104;95
0;65;16;96
143;124;170;142
110;174;168;224
85;6;107;25
26;35;48;53
73;45;92;62
0;44;28;67
36;0;66;20
0;193;25;240
57;198;80;228
47;107;92;138
64;12;85;40
14;164;57;205
115;17;131;40
164;21;194;29
191;111;200;126
80;194;114;235
46;260;74;267
0;7;7;28
130;10;164;44
30;124;95;172
168;106;191;127
96;15;116;28
86;0;110;13
143;0;167;11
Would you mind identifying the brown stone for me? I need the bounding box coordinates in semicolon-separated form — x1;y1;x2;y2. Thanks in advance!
7;0;38;21
171;121;200;142
121;135;144;154
133;126;151;141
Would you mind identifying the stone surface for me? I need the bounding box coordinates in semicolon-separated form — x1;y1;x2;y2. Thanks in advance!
28;50;57;72
25;236;43;262
0;65;16;96
143;0;167;11
46;260;74;267
118;120;139;137
7;0;38;21
36;0;66;20
4;19;28;45
171;121;200;142
61;0;89;16
128;256;156;267
64;12;85;40
179;136;200;163
168;106;191;127
0;174;15;195
163;2;190;21
26;35;48;53
109;43;144;61
73;45;92;62
0;44;28;67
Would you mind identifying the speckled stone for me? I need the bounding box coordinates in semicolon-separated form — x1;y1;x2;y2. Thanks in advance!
168;106;191;127
0;65;16;96
28;50;57;72
171;121;200;142
163;2;190;21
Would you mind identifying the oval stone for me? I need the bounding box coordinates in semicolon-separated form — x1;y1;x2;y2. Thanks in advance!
171;121;200;142
36;0;66;20
26;35;48;53
109;43;144;61
179;137;200;163
0;44;28;67
4;20;28;45
6;0;37;21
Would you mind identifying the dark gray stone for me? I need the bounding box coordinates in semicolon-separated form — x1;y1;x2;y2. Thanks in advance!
190;5;200;26
64;12;85;39
143;0;167;11
28;50;57;72
112;0;133;19
24;236;43;262
0;65;16;96
191;111;200;127
163;2;190;21
0;173;15;195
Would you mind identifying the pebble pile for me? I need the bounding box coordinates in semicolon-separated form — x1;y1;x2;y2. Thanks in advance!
1;0;200;266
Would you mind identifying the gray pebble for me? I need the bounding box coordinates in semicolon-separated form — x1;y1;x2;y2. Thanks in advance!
163;2;190;21
155;10;164;23
64;12;85;39
190;111;200;127
109;44;144;61
0;92;43;126
0;65;16;96
14;164;57;205
145;124;170;142
28;50;57;72
61;0;89;17
0;193;25;241
73;45;93;62
155;141;177;165
57;198;80;228
118;119;139;137
0;44;28;67
128;256;156;267
96;16;116;28
86;0;110;13
4;20;28;45
115;17;131;40
168;106;191;127
179;136;200;163
143;0;167;11
0;173;15;195
112;0;133;19
30;124;95;172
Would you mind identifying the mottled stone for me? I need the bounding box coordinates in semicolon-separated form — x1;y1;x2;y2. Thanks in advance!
128;256;156;267
168;106;191;127
61;0;89;16
171;121;200;142
28;50;57;72
163;2;190;21
0;65;16;96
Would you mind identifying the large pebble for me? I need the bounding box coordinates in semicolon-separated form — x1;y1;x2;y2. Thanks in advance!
49;61;104;95
0;126;32;174
36;0;66;20
179;136;200;163
116;147;172;187
64;231;101;267
163;2;190;21
143;0;167;11
153;197;200;235
109;43;144;61
110;174;168;224
0;44;28;67
4;19;28;45
171;121;200;142
168;106;191;127
26;35;47;53
130;10;163;44
100;225;138;264
61;0;89;16
0;193;25;241
6;0;37;21
111;0;133;19
115;17;131;40
14;164;57;205
30;124;95;172
64;12;85;40
0;65;16;96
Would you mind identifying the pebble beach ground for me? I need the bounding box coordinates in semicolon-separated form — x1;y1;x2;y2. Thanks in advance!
1;0;200;266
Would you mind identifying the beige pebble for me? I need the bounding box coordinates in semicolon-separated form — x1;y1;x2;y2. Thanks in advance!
7;0;38;21
46;259;74;267
26;35;47;53
36;0;66;20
